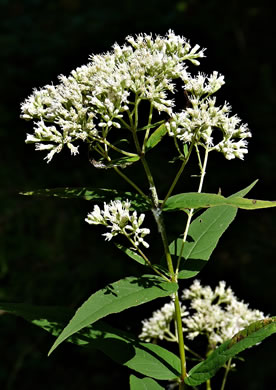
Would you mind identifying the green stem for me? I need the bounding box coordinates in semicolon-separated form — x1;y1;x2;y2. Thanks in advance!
184;345;203;361
94;143;148;201
174;293;187;388
95;136;138;157
176;146;209;275
141;156;159;207
125;234;170;281
142;102;153;153
130;95;188;389
113;167;149;200
196;146;209;193
152;209;175;278
161;141;195;209
119;117;132;130
174;136;184;158
206;379;212;390
132;96;159;207
220;359;232;390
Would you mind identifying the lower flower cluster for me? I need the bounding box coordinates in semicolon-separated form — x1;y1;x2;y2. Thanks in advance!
139;280;265;349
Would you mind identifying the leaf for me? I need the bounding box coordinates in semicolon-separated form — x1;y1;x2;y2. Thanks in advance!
0;302;181;380
137;120;165;132
0;302;70;331
115;243;147;266
163;192;276;211
91;155;140;169
48;275;178;355
185;317;276;386
20;187;151;212
169;181;257;279
130;375;165;389
145;124;167;152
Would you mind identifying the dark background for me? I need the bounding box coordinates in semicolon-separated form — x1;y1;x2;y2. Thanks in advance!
0;0;275;389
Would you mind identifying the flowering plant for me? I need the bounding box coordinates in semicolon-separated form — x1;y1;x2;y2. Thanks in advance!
1;31;276;389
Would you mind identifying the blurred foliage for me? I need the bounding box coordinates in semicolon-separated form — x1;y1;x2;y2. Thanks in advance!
0;0;275;388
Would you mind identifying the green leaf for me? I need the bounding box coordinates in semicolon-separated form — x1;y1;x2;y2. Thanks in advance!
20;187;151;212
163;191;276;211
48;275;178;355
0;302;70;333
0;302;181;380
137;120;165;132
185;317;276;386
169;181;257;279
91;155;140;169
145;124;167;152
115;243;147;266
130;375;165;389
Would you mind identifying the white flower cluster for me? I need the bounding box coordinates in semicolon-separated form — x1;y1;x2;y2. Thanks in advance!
166;72;251;160
181;280;265;347
21;30;204;162
139;280;265;348
85;200;150;248
139;301;188;342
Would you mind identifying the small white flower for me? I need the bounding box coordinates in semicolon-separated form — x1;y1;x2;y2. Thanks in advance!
139;301;188;342
166;84;251;159
85;200;150;248
181;280;266;348
21;31;204;162
139;279;266;350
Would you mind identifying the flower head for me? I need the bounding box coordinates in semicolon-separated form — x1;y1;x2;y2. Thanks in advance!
182;280;265;348
139;300;188;342
21;31;204;162
139;280;266;349
85;200;150;248
166;72;251;160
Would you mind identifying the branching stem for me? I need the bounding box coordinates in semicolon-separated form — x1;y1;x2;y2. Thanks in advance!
125;235;170;281
220;359;232;390
162;138;196;209
176;146;209;275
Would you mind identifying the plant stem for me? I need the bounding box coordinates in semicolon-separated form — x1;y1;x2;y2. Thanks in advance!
206;379;212;390
92;142;148;201
131;95;188;387
161;141;195;208
97;137;138;157
196;145;209;193
113;166;149;200
174;293;187;388
125;235;170;281
220;359;232;390
184;345;203;361
175;146;209;275
132;96;159;207
142;102;153;153
152;209;175;279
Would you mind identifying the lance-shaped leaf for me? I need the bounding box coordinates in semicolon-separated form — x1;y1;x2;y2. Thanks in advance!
145;124;167;152
185;317;276;386
0;302;70;332
20;187;151;212
169;181;257;278
130;375;165;389
163;192;276;211
48;275;178;355
0;302;181;380
137;120;165;132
